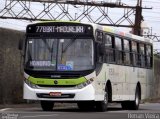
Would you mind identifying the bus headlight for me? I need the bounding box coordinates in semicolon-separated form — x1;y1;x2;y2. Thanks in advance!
77;78;94;89
24;78;37;88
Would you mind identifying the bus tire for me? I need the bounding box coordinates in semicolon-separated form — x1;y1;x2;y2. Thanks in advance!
121;86;140;110
95;91;108;112
40;101;54;111
130;86;140;110
77;101;95;111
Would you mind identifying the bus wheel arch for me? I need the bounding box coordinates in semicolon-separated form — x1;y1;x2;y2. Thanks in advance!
95;80;112;112
105;80;112;102
132;82;141;110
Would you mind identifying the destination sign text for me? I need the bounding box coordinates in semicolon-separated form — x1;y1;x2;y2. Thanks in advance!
36;26;85;33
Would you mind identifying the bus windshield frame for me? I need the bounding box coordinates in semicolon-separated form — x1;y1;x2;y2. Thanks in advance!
24;35;95;73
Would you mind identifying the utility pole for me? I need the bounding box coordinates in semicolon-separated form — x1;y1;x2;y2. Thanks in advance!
133;0;143;36
0;0;151;28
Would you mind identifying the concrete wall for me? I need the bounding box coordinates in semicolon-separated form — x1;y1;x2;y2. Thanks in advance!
0;27;160;104
0;28;24;104
153;56;160;98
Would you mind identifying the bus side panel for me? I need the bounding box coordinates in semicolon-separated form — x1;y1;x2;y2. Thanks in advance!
94;64;106;101
110;65;124;101
145;69;153;99
92;63;153;102
124;66;135;100
129;67;146;101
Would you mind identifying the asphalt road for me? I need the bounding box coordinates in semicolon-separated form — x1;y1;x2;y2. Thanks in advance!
0;103;160;119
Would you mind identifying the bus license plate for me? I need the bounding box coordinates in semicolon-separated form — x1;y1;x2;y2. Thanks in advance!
49;92;61;96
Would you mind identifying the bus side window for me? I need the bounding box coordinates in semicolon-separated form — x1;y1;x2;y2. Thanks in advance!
139;43;145;67
115;37;123;64
104;34;115;63
146;45;152;68
131;41;138;66
123;39;131;65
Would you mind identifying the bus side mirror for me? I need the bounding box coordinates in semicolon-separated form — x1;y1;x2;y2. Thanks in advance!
18;39;23;50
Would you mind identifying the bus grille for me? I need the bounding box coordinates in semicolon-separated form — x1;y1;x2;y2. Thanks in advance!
37;85;76;88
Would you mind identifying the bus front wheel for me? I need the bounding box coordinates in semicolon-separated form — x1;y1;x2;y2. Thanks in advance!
40;101;54;111
95;92;108;112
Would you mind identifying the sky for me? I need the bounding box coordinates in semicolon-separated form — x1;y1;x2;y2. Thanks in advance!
0;0;160;50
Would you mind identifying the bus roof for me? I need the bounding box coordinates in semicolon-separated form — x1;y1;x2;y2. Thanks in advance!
28;20;152;44
90;23;152;44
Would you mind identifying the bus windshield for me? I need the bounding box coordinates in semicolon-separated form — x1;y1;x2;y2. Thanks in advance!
25;38;94;71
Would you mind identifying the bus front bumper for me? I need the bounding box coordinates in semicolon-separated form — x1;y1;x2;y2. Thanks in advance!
23;82;95;101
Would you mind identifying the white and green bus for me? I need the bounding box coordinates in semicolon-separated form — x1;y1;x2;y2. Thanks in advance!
20;21;153;111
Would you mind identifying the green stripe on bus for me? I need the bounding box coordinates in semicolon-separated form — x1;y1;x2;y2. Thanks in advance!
28;76;87;85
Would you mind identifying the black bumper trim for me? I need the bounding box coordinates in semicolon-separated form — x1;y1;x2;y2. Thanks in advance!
36;93;75;99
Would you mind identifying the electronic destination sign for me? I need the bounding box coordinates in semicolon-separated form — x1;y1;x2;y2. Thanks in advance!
26;22;93;36
35;26;84;33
